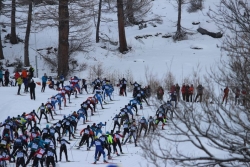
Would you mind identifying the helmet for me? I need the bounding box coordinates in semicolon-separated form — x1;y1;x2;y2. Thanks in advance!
87;125;90;128
142;117;145;119
100;122;102;124
46;125;49;128
64;115;66;118
106;131;110;135
128;103;131;105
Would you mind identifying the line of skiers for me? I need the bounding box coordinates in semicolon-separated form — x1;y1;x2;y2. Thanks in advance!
0;113;76;167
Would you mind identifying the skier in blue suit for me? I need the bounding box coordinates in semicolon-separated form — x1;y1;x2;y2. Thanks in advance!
88;136;108;164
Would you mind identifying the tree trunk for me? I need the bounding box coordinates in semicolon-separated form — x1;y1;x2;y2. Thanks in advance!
58;0;69;77
10;0;17;44
0;31;4;60
96;0;102;43
24;0;32;67
177;0;182;33
117;0;128;53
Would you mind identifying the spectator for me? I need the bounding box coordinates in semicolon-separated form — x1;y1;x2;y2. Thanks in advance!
194;84;204;102
0;68;3;86
29;65;34;78
4;69;10;86
222;86;229;105
41;73;48;92
28;79;36;100
59;74;65;88
14;71;20;86
17;75;23;95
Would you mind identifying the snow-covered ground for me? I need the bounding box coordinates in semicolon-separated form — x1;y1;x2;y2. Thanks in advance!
0;85;158;167
0;0;226;166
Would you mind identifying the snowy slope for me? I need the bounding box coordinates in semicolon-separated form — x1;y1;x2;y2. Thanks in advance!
0;84;157;167
0;0;226;166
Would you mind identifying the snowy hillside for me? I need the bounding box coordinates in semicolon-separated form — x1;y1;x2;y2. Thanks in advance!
0;0;228;167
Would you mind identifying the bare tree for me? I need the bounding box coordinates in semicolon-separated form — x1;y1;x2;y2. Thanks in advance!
10;0;18;44
124;0;152;25
24;0;32;67
173;0;187;41
33;0;93;76
58;0;69;76
187;0;204;13
96;0;102;43
140;1;250;166
0;0;5;60
0;30;4;60
117;0;128;53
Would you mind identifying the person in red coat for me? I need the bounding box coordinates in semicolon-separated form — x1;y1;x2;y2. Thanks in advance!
14;71;20;86
181;84;186;101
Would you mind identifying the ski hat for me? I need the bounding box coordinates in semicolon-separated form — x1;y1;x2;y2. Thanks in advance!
106;131;110;135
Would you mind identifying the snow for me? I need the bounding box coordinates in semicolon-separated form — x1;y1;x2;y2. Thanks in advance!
0;0;227;166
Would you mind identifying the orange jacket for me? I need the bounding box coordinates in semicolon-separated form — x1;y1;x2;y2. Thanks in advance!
22;70;27;78
189;86;194;94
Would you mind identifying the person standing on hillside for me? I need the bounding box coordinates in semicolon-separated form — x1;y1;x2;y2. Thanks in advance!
28;79;36;100
14;71;20;86
17;75;23;95
29;65;34;78
234;87;240;105
194;84;204;102
4;69;10;86
185;84;190;102
59;74;64;88
41;73;48;92
181;84;186;101
175;83;180;102
189;84;194;102
0;68;3;86
222;86;229;105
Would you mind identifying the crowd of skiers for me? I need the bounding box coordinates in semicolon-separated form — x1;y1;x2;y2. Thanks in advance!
1;72;248;166
0;76;133;166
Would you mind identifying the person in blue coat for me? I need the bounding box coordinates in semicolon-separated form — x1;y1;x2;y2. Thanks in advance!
95;122;106;136
88;136;108;164
41;73;48;92
94;88;105;109
0;68;3;86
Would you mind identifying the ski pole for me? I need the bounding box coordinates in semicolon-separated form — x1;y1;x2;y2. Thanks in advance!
85;149;89;161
